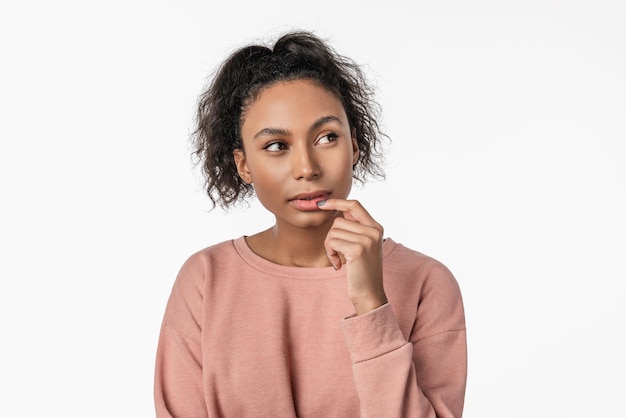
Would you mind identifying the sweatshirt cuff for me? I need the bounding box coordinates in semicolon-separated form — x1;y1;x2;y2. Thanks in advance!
340;303;407;364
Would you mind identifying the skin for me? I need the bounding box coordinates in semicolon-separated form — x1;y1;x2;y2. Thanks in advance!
233;79;387;315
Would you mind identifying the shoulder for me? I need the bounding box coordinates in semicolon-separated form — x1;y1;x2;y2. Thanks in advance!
383;238;462;297
385;239;456;278
183;238;239;267
384;238;466;334
172;238;242;288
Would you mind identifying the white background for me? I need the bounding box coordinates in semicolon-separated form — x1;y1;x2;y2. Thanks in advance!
1;0;624;416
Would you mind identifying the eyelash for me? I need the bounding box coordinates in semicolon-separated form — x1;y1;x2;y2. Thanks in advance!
318;133;338;144
263;142;288;152
263;132;339;152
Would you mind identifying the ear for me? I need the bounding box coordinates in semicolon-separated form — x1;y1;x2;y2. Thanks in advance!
233;149;253;184
351;130;359;166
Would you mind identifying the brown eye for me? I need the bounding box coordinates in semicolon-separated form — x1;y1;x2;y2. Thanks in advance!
317;133;338;145
264;142;288;152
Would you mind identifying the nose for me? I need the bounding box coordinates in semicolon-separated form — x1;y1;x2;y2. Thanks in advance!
291;144;320;180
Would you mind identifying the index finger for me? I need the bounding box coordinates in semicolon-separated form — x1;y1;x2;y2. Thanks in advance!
317;198;377;226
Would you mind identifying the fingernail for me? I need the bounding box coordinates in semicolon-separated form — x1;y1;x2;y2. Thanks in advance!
317;200;326;207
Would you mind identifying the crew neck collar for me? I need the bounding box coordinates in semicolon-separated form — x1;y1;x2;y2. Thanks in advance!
232;236;397;279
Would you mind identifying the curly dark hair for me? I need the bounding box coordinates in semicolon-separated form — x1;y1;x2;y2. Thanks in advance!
192;30;388;209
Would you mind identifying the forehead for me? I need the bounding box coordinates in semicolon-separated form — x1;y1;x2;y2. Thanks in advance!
241;79;348;134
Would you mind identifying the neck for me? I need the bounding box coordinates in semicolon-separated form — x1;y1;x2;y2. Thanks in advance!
246;220;335;268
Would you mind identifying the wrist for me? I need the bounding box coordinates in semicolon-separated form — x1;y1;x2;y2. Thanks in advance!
351;292;388;316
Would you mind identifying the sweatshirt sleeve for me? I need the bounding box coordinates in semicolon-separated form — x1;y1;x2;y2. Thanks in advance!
340;263;467;418
154;256;208;418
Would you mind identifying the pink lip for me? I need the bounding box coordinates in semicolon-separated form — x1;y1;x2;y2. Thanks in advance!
289;191;330;211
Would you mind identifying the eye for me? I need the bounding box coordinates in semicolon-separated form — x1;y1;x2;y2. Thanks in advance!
316;132;338;145
264;141;288;152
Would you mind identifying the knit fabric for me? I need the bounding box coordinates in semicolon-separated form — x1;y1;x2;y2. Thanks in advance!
155;237;466;417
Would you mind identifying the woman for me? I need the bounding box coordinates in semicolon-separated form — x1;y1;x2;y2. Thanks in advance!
154;30;467;417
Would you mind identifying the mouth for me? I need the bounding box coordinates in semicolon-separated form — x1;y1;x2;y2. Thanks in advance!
289;191;331;202
288;190;331;211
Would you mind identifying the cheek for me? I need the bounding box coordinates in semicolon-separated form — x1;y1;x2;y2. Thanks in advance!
247;159;286;192
337;144;357;176
328;154;355;186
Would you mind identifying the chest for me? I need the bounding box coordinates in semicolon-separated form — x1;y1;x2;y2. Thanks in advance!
199;275;360;416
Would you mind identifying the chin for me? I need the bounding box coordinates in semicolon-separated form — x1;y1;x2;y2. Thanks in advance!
285;210;336;230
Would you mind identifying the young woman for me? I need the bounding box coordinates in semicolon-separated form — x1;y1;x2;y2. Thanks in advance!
154;30;467;417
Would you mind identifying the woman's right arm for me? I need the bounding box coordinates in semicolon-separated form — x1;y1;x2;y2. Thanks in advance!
154;258;208;418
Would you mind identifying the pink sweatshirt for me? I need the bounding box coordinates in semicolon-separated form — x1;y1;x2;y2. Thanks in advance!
154;237;466;417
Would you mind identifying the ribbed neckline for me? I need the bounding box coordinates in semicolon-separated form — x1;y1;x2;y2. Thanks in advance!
232;236;397;279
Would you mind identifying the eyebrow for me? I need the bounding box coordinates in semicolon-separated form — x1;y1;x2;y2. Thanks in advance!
252;115;344;140
310;115;343;132
253;127;290;140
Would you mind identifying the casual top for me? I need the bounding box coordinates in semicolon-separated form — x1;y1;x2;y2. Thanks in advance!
154;237;467;418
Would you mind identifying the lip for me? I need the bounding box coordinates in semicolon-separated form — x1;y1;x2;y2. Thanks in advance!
288;190;331;211
289;190;331;202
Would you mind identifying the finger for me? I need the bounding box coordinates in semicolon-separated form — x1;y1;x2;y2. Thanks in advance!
325;230;379;262
329;217;381;237
325;227;382;262
325;247;343;270
317;198;380;229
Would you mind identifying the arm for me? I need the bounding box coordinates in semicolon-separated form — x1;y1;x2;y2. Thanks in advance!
154;257;208;418
318;199;466;417
341;265;467;418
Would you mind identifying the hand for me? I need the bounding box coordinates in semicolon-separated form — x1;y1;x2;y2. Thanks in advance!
317;199;388;315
